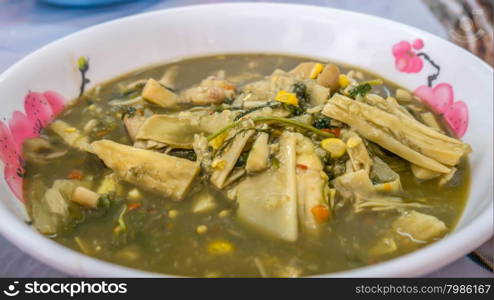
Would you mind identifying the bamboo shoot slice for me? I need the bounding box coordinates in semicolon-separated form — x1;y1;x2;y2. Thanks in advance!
136;115;202;149
91;140;200;200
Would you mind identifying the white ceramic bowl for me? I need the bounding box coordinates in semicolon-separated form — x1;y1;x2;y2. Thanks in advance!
0;3;492;277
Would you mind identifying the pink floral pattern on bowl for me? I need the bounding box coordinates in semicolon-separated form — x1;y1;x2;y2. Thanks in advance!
0;91;66;201
392;39;424;73
414;83;469;138
392;39;469;138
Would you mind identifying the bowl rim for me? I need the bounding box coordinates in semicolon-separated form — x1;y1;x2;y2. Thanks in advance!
0;2;492;277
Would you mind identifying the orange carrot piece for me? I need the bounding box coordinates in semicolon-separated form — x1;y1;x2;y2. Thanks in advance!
67;170;84;180
311;205;330;223
95;130;109;138
127;203;142;211
321;128;341;137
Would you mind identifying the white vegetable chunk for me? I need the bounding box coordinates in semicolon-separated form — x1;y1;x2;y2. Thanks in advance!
123;114;146;142
71;186;100;208
142;78;182;108
245;132;270;173
236;132;298;242
182;76;236;105
333;170;425;213
31;180;78;235
211;130;255;189
295;135;329;233
323;94;471;173
49;120;91;152
410;164;441;180
136;115;202;149
343;131;372;174
191;190;217;214
91;140;200;200
392;211;447;243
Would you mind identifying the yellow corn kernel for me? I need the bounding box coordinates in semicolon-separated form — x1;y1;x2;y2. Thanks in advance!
168;209;179;219
309;63;324;79
382;183;393;192
207;240;234;255
275;90;298;106
113;225;122;234
127;188;142;200
321;138;346;158
209;131;228;150
64;127;76;133
218;210;230;218
196;225;208;234
346;137;361;148
338;74;350;88
211;159;226;170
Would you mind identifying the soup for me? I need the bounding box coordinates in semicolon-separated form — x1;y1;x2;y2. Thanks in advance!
23;54;471;277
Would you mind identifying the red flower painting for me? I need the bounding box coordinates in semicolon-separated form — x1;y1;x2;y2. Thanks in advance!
392;39;425;73
0;91;65;201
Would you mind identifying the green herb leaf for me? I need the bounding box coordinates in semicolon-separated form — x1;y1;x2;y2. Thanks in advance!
207;116;334;141
120;106;137;120
271;156;280;169
117;205;127;233
97;194;112;209
289;82;309;116
348;83;372;98
235;152;249;167
224;97;234;105
234;102;280;121
168;149;197;161
313;115;332;129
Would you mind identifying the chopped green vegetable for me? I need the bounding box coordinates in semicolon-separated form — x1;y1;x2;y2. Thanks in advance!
283;103;304;116
97;194;112;209
207;116;334;142
235;152;249;167
117;205;127;233
348;83;372;98
312;115;332;129
291;82;308;101
234;102;280;121
168;149;197;161
224;97;234;105
291;82;310;111
281;82;310;116
120;106;137;120
271;156;280;169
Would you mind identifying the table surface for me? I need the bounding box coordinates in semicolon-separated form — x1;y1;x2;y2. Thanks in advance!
0;0;492;277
